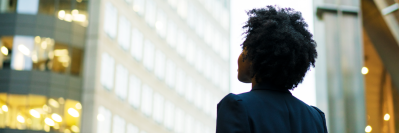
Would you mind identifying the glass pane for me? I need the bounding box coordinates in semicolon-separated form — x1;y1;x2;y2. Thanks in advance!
141;85;153;117
38;0;55;15
115;64;128;100
17;0;39;14
32;37;54;72
97;106;112;133
152;93;164;124
174;108;185;133
127;123;139;133
112;115;126;133
51;43;69;74
130;28;144;61
0;36;14;69
118;16;131;51
185;77;194;102
156;9;167;38
128;75;141;109
164;101;174;130
165;59;176;88
100;53;115;91
176;30;187;56
166;20;177;48
145;0;156;27
143;40;154;71
70;47;83;76
0;0;17;13
132;0;145;15
175;68;186;96
154;50;165;80
103;2;118;39
186;39;196;65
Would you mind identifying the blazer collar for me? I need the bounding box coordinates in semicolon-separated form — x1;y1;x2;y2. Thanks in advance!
251;82;291;93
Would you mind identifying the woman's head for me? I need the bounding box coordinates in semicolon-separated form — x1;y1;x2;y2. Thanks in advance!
237;5;317;90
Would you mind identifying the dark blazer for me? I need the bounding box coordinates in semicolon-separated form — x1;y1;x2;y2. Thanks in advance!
216;83;327;133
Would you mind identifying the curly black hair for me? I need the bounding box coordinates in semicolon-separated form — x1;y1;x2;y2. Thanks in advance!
242;5;317;90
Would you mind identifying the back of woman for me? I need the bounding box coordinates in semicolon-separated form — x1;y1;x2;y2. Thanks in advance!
216;5;327;133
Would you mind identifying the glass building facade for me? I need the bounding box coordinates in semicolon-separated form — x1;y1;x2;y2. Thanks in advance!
1;0;230;133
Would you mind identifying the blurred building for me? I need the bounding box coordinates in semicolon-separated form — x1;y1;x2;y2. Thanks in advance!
0;0;230;133
314;0;399;132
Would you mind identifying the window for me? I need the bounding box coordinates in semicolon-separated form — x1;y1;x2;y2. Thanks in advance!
167;0;178;9
221;9;230;30
128;75;141;109
212;65;221;86
17;0;39;14
177;0;187;19
127;123;139;133
166;20;177;48
97;106;112;133
153;93;164;124
194;85;203;109
185;77;194;102
124;0;132;4
145;0;156;27
187;3;197;29
104;2;118;39
221;70;229;92
221;38;229;60
175;68;186;96
195;121;204;133
195;49;204;72
10;36;34;71
176;30;187;56
204;91;212;115
118;16;131;51
132;0;145;15
156;9;167;38
143;40;155;71
165;59;176;89
115;64;129;100
204;22;214;46
112;115;126;133
141;84;153;117
164;101;175;130
154;50;166;80
186;39;196;65
204;56;212;79
212;32;222;53
196;14;205;38
130;28;144;61
174;108;185;133
100;53;115;91
184;115;194;133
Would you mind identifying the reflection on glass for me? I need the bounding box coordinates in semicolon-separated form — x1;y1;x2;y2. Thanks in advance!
38;0;55;15
70;47;83;76
0;0;17;13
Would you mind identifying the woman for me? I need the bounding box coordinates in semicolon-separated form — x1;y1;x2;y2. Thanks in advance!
216;6;327;133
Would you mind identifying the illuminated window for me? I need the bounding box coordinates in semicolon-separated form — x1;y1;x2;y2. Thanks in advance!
175;68;186;96
194;86;203;109
185;77;194;102
185;115;194;133
177;0;187;19
174;108;185;133
186;39;196;65
10;36;34;71
132;0;145;15
166;20;177;48
97;106;112;133
100;53;115;91
17;0;39;14
143;40;155;71
165;59;176;88
153;93;164;124
112;115;126;133
128;75;141;109
145;0;156;27
156;9;167;38
154;50;166;80
52;43;70;74
115;64;128;100
164;101;175;130
176;30;187;56
130;28;144;61
127;123;139;133
141;84;153;117
104;2;118;39
118;15;131;51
